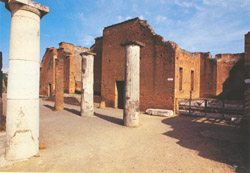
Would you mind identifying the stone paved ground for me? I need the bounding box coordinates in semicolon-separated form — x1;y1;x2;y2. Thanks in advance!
0;97;249;172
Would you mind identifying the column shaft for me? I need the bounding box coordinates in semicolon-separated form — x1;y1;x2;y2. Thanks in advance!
5;0;49;160
123;45;140;127
80;52;95;117
54;59;64;111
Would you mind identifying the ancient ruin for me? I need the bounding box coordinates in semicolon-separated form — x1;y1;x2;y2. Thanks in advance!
80;52;95;117
1;0;49;160
91;18;245;113
40;42;89;96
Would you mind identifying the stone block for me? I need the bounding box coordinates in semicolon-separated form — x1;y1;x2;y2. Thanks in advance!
146;108;173;117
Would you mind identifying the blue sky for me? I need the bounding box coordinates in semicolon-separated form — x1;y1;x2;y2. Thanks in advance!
0;0;250;73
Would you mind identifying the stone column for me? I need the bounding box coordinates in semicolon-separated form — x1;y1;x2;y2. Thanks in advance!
80;52;96;117
54;58;64;111
3;0;49;160
121;41;144;127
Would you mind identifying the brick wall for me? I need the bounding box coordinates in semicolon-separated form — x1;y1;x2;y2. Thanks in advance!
39;47;57;96
199;53;217;98
215;53;244;99
91;37;103;95
174;48;201;99
99;18;175;111
40;42;89;96
59;42;89;93
54;57;64;111
93;18;246;112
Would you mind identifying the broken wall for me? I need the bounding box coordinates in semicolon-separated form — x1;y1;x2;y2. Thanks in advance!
174;48;201;99
39;47;57;96
199;53;217;98
215;53;244;99
100;18;176;111
59;42;89;93
91;37;103;95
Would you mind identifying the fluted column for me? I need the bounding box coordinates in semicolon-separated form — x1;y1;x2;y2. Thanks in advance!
4;0;49;160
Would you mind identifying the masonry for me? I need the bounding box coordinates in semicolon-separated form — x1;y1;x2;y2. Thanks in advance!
40;42;89;96
91;17;246;112
40;18;246;113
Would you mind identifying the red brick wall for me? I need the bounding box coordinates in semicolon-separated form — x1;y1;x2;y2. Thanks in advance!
100;18;175;111
40;42;89;96
40;47;57;96
215;53;244;99
91;37;103;95
63;55;77;94
199;53;217;98
54;58;64;111
59;42;89;93
174;48;201;99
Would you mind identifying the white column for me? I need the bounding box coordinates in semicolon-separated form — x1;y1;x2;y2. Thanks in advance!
80;52;96;117
121;41;144;127
4;0;49;160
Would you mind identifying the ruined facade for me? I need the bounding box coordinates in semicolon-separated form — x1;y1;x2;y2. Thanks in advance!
91;18;245;112
40;42;89;96
39;18;246;112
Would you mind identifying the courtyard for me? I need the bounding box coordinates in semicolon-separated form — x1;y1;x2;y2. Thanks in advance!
0;95;248;172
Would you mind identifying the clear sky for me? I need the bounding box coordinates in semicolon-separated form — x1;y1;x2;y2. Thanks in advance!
0;0;250;73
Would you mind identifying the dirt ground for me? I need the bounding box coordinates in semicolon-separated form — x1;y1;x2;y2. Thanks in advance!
0;97;249;172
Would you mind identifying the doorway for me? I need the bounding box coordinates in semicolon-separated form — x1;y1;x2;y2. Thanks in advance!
48;83;52;96
116;81;124;109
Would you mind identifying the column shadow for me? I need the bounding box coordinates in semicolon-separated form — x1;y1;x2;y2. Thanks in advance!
43;104;54;110
94;112;123;125
43;104;81;116
64;107;80;116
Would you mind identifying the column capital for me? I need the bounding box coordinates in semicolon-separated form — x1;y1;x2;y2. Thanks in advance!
121;40;145;47
80;51;96;56
4;0;49;18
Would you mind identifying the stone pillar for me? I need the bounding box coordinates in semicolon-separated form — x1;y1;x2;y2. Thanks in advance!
54;58;64;111
121;41;144;127
80;52;96;117
3;0;49;160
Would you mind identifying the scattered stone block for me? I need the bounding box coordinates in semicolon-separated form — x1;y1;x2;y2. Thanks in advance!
146;109;173;117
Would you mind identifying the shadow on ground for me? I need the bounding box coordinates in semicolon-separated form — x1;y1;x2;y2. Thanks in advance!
43;104;81;116
43;104;54;110
64;108;80;116
94;112;123;125
162;115;249;172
